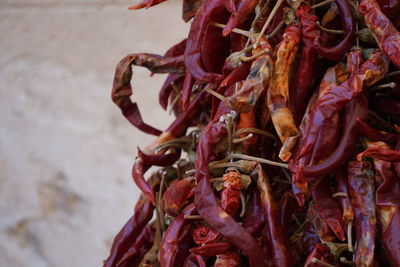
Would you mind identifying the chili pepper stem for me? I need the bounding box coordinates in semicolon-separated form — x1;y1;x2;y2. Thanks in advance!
340;257;355;266
387;70;400;77
210;22;256;38
239;51;267;62
254;0;285;48
223;153;289;168
317;21;344;34
239;191;246;217
347;221;354;252
312;0;335;9
311;258;336;267
234;127;275;140
233;133;254;143
332;192;348;198
204;86;226;101
184;215;203;220
371;82;396;89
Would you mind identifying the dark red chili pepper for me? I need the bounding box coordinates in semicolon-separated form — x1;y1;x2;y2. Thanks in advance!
138;147;181;167
103;194;155;267
254;164;293;267
360;0;400;68
357;146;400;162
298;50;388;158
223;0;258;36
379;207;400;266
115;224;155;267
160;204;197;267
159;74;185;110
356;119;399;144
302;222;321;255
294;94;369;178
242;186;265;236
190;241;233;256
182;72;195;110
162;177;195;216
224;0;237;14
307;202;337;243
314;0;355;60
182;0;204;22
214;250;240;267
128;0;167;10
312;181;346;241
303;243;335;267
348;161;376;267
184;253;207;267
334;168;354;223
184;0;228;83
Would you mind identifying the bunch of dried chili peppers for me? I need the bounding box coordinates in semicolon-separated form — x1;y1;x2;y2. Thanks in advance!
104;0;400;265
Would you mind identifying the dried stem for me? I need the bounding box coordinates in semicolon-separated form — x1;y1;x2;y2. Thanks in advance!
211;22;257;38
184;215;203;220
254;0;285;47
310;258;336;267
347;221;354;252
234;127;275;140
317;21;344;34
332;192;348;198
204;86;225;101
233;133;254;143
240;191;246;217
312;0;335;8
224;153;289;168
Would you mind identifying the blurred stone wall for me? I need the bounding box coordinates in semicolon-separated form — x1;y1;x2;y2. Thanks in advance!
0;1;189;266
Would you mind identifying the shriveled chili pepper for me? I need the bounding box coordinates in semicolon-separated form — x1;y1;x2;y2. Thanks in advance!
162;177;195;216
360;0;400;68
253;164;293;267
184;253;207;267
160;204;196;267
298;50;389;158
159;74;184;110
311;181;346;241
194;90;267;267
184;0;228;83
104;189;156;267
182;0;204;22
356;119;399;143
115;224;155;267
303;243;335;267
357;146;400;162
182;72;195;110
378;206;400;266
294;94;369;179
348;161;376;267
313;0;355;60
334;168;354;224
225;37;273;113
306;202;337;243
267;23;301;162
222;0;258;36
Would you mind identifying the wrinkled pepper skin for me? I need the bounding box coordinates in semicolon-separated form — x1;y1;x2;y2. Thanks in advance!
360;0;400;68
348;161;376;267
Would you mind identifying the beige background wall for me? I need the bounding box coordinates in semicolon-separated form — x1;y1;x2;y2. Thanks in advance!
0;1;188;266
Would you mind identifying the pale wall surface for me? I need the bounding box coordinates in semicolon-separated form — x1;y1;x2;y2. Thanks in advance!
0;1;188;266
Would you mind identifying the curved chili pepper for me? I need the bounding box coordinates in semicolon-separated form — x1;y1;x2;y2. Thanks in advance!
128;0;167;10
115;224;155;267
356;119;399;143
295;94;369;178
222;0;258;36
303;243;335;267
138;147;181;167
182;0;204;22
112;53;185;135
182;72;195;110
184;0;228;83
160;204;197;267
334;168;354;223
254;164;293;267
103;194;155;267
298;50;388;158
194;91;266;267
159;74;184;110
360;0;400;68
184;253;207;267
225;37;273;113
162;177;195;216
165;39;187;58
314;0;355;60
348;161;376;267
267;23;301;162
224;0;237;14
357;147;400;162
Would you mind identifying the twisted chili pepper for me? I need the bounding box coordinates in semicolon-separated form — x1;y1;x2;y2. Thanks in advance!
360;0;400;68
267;23;301;162
223;0;259;36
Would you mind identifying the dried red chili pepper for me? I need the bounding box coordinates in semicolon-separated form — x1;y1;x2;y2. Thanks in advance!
160;204;197;267
214;250;240;267
356;119;399;143
334;168;354;224
303;243;335;267
267;23;301;162
357;146;400;162
315;0;355;60
378;206;400;266
104;192;156;267
115;224;155;267
348;161;376;267
311;181;346;241
162;177;195;216
253;164;293;267
159;74;184;110
360;0;400;68
298;50;389;158
225;37;273;113
184;0;228;83
221;170;242;216
223;0;258;36
184;253;207;267
182;0;204;22
128;0;167;10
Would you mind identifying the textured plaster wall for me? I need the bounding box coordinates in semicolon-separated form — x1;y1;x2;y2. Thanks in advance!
0;1;188;266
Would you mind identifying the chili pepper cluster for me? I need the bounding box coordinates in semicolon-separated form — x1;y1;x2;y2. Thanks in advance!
104;0;400;265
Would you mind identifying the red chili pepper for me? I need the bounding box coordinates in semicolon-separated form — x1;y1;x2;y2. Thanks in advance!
254;164;293;267
225;37;273;113
104;193;155;267
159;74;185;110
357;146;400;162
298;50;388;158
214;250;240;267
334;168;354;223
303;243;335;267
356;119;399;144
138;148;181;167
314;0;355;60
360;0;400;68
182;0;205;22
184;253;207;267
348;161;376;267
162;177;195;216
294;94;369;178
184;0;228;83
224;0;237;14
379;207;400;266
160;204;197;267
242;186;265;236
182;72;195;110
306;202;337;243
312;181;346;241
115;224;155;267
221;170;242;216
223;0;258;36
